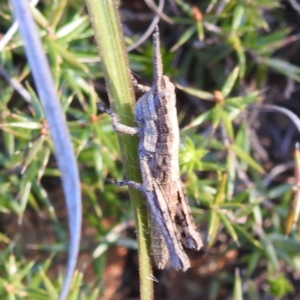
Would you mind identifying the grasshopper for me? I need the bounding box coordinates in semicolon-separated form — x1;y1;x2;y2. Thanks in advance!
98;26;202;271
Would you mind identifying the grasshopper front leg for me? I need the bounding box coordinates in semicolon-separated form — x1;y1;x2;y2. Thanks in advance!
98;103;139;136
131;75;151;93
115;180;143;191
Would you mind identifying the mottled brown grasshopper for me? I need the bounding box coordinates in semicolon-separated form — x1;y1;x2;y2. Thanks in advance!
98;26;202;271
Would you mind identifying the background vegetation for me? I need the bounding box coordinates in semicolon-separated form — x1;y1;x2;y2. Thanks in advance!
1;0;300;299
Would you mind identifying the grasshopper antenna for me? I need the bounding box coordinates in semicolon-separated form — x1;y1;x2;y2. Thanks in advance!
153;26;163;88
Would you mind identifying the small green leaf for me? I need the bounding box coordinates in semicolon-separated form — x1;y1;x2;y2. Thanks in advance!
218;211;239;245
21;136;45;174
226;91;260;107
183;110;212;131
249;190;263;226
19;180;32;215
262;57;300;81
232;224;261;248
37;146;51;181
235;124;250;152
229;35;246;78
230;143;264;173
196;20;204;41
233;269;243;300
232;4;245;31
221;110;234;139
267;183;292;199
213;172;227;205
226;149;236;199
39;268;58;298
93;141;104;189
12;261;35;282
0;122;42;129
231;191;250;204
221;66;239;98
49;0;68;28
3;129;15;156
25;84;43;118
31;5;49;29
176;83;214;101
211;104;222;128
51;42;89;73
208;210;220;247
171;26;196;52
89;287;101;300
268;274;294;298
56;16;89;41
67;271;82;300
236;46;246;78
262;235;280;271
47;38;61;87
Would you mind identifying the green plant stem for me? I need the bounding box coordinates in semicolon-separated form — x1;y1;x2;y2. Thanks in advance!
85;0;153;299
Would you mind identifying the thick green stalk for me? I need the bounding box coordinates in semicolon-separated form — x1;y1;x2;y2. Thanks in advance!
85;0;153;299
